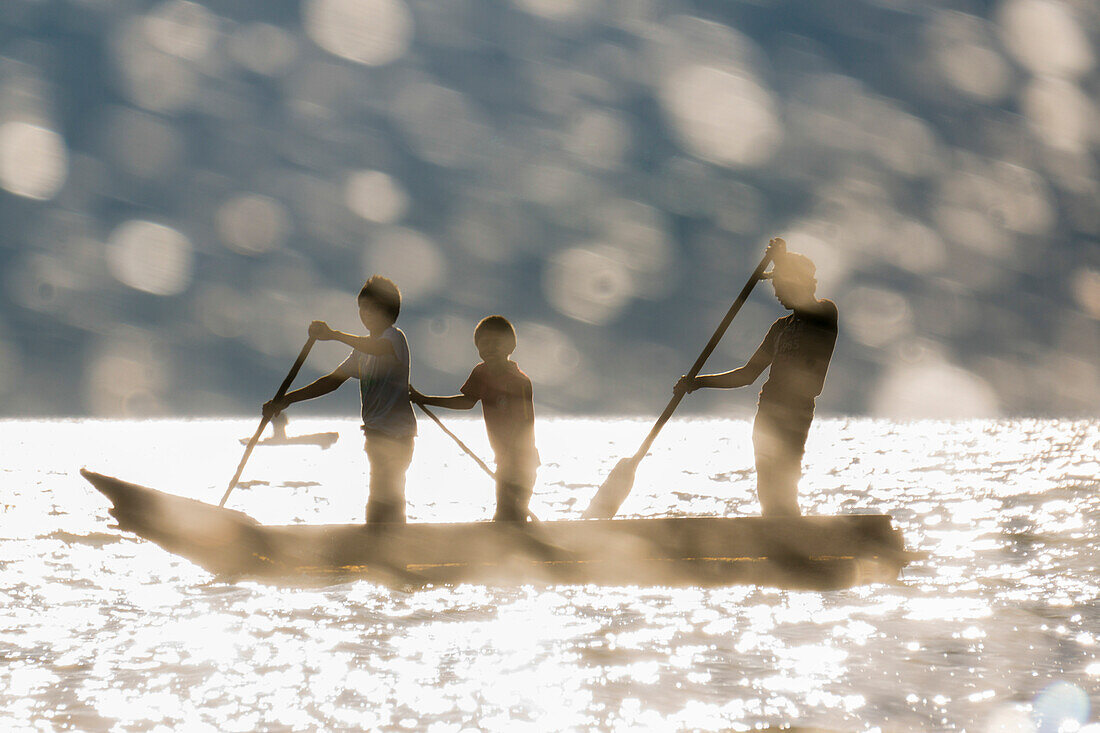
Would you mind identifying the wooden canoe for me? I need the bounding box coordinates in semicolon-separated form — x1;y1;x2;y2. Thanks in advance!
80;469;914;589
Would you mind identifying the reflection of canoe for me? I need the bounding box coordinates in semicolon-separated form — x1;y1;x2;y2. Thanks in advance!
239;432;339;449
80;469;915;589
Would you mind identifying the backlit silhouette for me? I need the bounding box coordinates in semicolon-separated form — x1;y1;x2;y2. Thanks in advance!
677;242;838;516
263;275;416;523
411;316;540;522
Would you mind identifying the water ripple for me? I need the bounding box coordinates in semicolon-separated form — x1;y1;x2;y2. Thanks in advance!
1;417;1098;730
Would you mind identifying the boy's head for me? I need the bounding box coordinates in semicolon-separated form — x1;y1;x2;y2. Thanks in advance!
474;315;517;362
358;275;401;331
764;252;817;310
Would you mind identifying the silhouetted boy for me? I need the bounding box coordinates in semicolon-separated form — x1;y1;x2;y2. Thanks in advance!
677;245;838;516
264;275;416;523
410;316;539;522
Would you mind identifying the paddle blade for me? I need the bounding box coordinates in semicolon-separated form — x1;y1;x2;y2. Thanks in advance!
582;456;639;519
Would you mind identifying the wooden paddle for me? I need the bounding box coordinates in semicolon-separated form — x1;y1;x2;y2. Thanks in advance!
582;238;783;519
220;337;316;508
413;400;576;570
414;400;543;524
415;402;497;481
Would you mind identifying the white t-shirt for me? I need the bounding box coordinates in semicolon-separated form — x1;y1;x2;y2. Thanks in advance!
336;326;417;438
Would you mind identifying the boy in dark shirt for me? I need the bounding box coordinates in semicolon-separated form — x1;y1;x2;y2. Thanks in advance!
263;276;417;523
676;248;838;516
410;316;539;521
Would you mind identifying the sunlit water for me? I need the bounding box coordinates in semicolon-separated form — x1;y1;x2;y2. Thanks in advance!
2;417;1099;731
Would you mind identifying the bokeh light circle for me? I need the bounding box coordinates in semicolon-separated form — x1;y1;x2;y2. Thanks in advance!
871;358;1001;419
1022;77;1095;152
544;246;635;325
998;0;1094;78
107;221;195;296
362;227;446;303
143;0;217;61
512;0;589;23
659;64;781;168
1032;681;1090;733
84;331;169;416
927;10;1011;102
1072;268;1100;320
344;170;409;223
216;194;289;255
0;122;68;200
230;23;299;76
513;322;581;387
304;0;413;66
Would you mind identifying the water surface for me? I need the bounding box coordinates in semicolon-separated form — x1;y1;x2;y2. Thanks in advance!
2;417;1098;731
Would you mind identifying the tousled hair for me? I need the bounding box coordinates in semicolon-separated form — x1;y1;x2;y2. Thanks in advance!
771;252;816;285
358;275;401;322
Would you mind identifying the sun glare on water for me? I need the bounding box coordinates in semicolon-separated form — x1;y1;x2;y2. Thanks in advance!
0;417;1097;730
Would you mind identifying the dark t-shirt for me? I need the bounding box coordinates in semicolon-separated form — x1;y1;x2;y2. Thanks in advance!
461;360;538;467
756;300;838;410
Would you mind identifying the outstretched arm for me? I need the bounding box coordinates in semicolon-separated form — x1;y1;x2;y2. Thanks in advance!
309;321;396;358
675;323;778;393
264;369;349;418
409;386;477;410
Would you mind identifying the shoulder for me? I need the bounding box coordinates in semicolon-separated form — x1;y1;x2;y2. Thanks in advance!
383;326;408;346
383;326;410;356
815;299;839;325
769;315;793;333
464;361;487;383
461;362;486;395
511;363;533;386
336;350;362;374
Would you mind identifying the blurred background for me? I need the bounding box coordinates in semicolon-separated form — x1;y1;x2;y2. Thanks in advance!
0;0;1098;419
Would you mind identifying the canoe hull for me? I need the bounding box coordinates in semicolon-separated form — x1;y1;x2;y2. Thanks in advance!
80;470;913;589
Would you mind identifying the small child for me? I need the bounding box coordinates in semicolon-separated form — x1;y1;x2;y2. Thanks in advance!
411;316;539;522
264;275;416;523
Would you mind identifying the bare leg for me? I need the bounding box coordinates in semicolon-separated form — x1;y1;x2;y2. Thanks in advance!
363;431;414;523
493;459;536;521
752;404;811;516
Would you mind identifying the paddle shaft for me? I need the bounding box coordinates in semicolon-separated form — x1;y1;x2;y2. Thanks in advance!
631;245;778;462
415;400;542;523
220;337;316;507
415;402;496;480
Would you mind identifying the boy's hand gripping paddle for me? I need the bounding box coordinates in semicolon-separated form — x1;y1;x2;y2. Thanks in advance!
220;337;316;508
582;238;784;519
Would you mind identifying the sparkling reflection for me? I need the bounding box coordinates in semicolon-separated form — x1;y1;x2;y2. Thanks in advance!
1;418;1098;729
